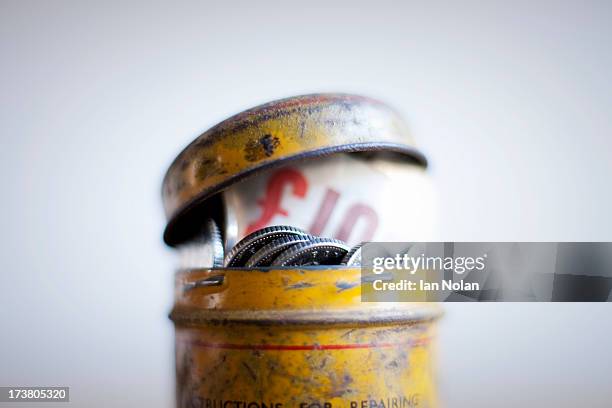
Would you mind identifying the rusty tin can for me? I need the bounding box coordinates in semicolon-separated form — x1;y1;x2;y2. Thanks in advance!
164;94;440;408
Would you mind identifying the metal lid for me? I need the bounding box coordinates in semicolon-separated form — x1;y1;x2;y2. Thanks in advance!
162;93;427;246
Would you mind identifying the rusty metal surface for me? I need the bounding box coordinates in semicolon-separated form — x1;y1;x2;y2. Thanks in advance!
162;94;427;246
172;267;440;407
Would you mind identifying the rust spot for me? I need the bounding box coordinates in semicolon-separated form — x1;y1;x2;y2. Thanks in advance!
245;134;280;162
195;157;226;180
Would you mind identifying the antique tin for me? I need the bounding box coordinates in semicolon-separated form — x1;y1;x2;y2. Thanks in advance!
164;94;439;408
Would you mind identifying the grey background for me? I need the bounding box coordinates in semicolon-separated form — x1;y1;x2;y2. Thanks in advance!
1;1;611;407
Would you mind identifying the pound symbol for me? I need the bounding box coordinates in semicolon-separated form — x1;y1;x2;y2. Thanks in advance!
245;168;308;234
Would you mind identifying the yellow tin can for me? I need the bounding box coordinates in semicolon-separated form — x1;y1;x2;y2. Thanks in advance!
171;267;441;408
164;94;439;407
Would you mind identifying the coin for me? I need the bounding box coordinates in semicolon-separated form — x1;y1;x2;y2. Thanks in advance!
224;225;310;267
177;218;224;268
245;235;314;267
342;243;363;266
270;237;350;267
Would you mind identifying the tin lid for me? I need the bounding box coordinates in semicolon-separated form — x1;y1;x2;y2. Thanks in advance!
162;93;427;246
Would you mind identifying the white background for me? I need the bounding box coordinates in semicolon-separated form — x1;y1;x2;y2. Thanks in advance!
1;1;611;407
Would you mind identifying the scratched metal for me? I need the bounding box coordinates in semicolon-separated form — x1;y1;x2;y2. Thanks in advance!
171;268;441;408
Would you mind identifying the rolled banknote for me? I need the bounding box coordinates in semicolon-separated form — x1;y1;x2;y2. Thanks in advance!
221;153;437;249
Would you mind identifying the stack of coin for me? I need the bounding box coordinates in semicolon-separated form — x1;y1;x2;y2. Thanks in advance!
178;222;365;268
225;224;368;267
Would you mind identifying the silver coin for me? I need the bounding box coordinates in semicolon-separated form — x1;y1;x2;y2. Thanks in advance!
245;235;314;267
224;225;309;267
177;218;224;268
270;238;350;267
342;243;363;266
221;192;239;253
